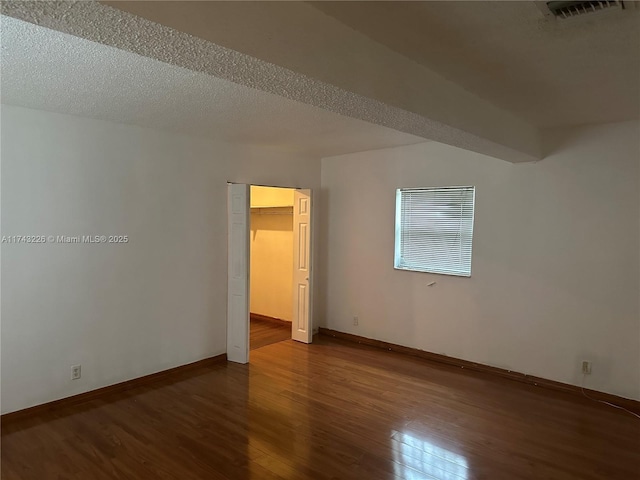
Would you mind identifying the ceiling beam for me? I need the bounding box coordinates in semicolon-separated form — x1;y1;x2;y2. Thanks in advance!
3;1;542;162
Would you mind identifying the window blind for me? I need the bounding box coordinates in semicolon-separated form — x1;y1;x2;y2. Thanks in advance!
394;186;475;277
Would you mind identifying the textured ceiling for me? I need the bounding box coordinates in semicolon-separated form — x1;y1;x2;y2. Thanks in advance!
312;1;640;128
3;1;636;162
0;15;426;157
2;0;541;162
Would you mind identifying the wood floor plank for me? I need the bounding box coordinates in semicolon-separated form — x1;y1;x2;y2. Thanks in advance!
250;317;291;351
2;334;638;479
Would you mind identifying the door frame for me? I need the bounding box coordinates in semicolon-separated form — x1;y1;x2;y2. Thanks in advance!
226;183;314;363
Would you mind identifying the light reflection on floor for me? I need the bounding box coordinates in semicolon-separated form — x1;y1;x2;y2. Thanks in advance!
391;430;469;480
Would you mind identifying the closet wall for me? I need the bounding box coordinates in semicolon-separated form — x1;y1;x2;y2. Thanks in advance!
250;186;294;321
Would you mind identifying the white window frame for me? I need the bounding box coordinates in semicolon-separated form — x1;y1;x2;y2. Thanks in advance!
394;186;475;277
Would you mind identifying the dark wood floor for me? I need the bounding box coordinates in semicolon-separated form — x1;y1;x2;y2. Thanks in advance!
2;335;638;480
250;317;291;351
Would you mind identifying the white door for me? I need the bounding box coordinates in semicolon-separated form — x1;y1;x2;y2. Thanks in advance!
227;183;250;363
292;189;313;343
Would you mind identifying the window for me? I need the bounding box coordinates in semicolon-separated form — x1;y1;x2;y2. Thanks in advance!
394;186;475;277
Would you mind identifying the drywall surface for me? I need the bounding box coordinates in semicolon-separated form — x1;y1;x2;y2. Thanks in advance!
319;121;640;400
3;1;540;162
0;14;426;159
250;186;294;208
249;186;295;321
312;1;640;129
0;105;319;414
250;211;294;321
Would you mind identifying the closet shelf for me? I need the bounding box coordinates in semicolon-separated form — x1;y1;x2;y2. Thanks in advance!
250;206;293;215
251;205;292;209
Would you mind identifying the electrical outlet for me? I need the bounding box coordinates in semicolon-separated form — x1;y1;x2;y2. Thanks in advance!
582;360;592;375
353;316;359;326
71;365;81;380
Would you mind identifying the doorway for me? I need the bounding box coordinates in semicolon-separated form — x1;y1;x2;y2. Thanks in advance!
249;186;295;350
227;183;313;364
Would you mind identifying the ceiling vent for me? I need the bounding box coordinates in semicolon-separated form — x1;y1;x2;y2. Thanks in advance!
546;1;625;18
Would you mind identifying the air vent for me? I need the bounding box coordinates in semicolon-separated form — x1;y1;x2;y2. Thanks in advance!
546;1;625;18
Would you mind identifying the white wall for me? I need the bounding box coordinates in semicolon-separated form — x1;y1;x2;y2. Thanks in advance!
319;121;640;400
250;210;294;321
249;186;295;321
0;105;319;414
